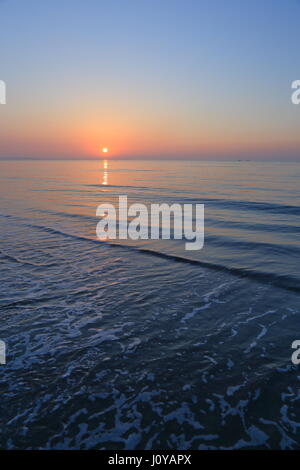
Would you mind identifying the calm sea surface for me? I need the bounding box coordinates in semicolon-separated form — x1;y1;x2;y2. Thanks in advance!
0;159;299;449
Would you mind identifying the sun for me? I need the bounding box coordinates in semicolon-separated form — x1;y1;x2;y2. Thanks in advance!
102;147;108;153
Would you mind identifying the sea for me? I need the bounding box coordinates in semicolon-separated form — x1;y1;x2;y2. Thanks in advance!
0;159;299;449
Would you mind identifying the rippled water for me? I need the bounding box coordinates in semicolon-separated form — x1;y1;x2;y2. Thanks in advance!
0;159;299;449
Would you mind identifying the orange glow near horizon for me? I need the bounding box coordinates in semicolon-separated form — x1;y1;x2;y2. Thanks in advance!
2;102;300;160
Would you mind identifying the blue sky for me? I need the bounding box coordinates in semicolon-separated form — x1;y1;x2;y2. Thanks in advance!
0;0;300;159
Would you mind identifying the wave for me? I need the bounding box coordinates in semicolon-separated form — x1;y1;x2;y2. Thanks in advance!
22;209;300;256
84;184;300;216
32;206;300;228
1;214;298;294
0;250;58;268
30;184;300;216
181;197;300;216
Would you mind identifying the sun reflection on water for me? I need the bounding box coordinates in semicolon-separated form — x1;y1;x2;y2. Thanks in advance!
102;159;108;185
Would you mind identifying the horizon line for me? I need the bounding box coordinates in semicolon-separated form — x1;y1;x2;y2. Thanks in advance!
1;157;300;162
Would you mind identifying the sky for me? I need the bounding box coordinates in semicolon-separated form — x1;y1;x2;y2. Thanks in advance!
0;0;300;160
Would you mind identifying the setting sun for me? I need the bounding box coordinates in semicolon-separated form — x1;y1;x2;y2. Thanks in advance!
102;147;108;153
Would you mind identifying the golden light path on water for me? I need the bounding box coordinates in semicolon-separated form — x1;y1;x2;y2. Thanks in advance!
102;159;108;185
